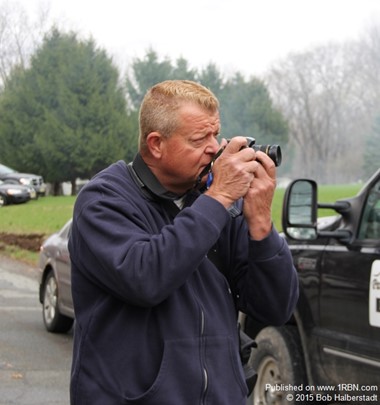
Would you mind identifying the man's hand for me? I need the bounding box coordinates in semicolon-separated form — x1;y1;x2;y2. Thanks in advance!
243;151;276;240
205;136;276;240
205;136;261;208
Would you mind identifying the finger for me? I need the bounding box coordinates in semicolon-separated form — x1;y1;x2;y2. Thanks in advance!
223;136;250;153
255;151;276;177
246;160;261;175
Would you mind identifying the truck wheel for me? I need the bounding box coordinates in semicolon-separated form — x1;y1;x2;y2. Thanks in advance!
247;326;305;405
42;271;73;333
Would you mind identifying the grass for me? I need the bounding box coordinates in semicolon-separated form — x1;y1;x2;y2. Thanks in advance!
0;244;40;264
0;196;75;265
317;183;362;216
0;195;75;235
0;182;363;265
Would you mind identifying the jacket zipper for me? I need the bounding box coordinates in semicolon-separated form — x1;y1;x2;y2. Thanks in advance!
200;308;208;404
189;279;208;404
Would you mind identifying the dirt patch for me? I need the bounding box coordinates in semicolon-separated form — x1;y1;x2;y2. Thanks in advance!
0;233;45;252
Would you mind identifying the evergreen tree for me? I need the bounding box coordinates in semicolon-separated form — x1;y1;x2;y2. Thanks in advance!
125;49;199;111
219;73;288;145
124;51;287;151
0;29;136;194
196;63;225;99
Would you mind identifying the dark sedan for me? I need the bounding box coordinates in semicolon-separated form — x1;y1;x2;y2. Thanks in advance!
0;163;46;197
39;219;74;333
0;180;35;206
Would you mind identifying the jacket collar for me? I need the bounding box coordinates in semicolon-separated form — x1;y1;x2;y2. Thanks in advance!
130;153;201;208
131;153;180;201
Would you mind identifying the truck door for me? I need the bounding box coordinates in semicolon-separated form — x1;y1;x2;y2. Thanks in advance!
318;179;380;385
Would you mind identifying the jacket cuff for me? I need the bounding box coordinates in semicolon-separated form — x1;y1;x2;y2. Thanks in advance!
249;226;285;261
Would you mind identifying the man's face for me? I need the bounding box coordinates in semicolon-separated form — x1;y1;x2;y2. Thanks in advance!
156;103;221;194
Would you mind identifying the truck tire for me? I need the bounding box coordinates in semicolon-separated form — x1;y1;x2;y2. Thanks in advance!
247;326;305;405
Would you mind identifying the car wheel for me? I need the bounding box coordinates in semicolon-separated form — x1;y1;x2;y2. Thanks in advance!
247;326;305;405
42;271;73;333
0;194;7;207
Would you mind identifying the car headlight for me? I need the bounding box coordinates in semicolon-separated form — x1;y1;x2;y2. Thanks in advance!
7;188;23;195
19;178;32;185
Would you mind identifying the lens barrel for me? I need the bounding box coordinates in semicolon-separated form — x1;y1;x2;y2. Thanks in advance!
251;144;282;167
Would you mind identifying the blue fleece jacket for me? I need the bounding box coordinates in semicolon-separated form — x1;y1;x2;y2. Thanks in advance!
68;158;298;405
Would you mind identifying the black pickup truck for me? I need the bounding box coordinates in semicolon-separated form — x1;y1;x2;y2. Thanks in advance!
245;169;380;405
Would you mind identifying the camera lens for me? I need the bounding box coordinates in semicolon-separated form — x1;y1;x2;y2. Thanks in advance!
251;144;282;167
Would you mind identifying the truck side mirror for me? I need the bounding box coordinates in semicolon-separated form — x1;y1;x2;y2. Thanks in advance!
282;179;318;240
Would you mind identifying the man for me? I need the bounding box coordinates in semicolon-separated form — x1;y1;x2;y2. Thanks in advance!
69;80;298;405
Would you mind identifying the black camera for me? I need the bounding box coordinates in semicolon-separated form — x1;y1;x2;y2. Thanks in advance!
245;137;282;167
194;136;282;190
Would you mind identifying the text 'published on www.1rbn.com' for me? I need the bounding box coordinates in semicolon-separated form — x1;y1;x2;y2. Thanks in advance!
266;383;379;403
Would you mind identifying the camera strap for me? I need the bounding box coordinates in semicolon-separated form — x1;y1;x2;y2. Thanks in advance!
193;146;224;191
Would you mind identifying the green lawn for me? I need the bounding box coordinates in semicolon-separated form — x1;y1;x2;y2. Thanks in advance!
0;196;75;264
0;182;363;265
0;195;75;235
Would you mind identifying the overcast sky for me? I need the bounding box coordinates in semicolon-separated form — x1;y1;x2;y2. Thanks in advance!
14;0;380;77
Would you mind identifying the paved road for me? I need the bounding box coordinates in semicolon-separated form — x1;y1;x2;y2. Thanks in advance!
0;256;72;405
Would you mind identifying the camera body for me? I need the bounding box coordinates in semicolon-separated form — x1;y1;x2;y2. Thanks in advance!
245;137;282;167
195;136;282;190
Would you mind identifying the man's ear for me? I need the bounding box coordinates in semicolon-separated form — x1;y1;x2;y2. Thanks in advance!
146;132;163;158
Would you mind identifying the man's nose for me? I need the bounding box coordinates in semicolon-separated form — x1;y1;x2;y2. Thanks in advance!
206;137;220;155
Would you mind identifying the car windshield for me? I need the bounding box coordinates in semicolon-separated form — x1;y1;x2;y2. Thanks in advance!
0;164;16;175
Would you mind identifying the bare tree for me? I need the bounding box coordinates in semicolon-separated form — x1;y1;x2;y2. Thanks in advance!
0;0;50;89
354;24;380;117
266;41;370;183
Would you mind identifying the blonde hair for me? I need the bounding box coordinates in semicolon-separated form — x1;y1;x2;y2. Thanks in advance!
139;80;219;152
